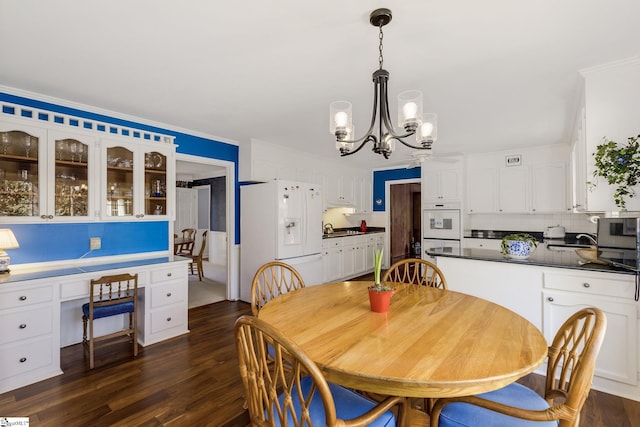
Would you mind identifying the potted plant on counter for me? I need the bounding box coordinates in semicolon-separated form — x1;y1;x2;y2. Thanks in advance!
501;233;538;260
368;248;395;313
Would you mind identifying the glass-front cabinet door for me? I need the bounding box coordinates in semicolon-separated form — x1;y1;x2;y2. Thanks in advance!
104;143;136;218
144;150;167;216
0;122;47;220
48;129;95;220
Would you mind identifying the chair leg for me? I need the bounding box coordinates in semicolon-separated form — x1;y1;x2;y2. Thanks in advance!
89;318;94;369
198;259;203;281
130;312;138;357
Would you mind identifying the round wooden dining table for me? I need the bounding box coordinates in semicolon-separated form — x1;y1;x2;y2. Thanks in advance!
258;281;548;398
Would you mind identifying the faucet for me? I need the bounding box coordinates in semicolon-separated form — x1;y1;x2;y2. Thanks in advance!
575;233;597;246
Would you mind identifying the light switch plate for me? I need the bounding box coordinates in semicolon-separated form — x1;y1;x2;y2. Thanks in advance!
90;237;101;250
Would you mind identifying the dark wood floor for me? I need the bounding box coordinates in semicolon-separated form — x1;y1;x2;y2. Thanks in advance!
1;299;639;426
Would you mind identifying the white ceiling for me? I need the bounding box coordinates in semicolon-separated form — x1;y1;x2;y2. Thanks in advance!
1;1;638;169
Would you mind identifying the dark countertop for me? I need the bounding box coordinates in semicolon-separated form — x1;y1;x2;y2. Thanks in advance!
426;244;636;275
322;227;385;239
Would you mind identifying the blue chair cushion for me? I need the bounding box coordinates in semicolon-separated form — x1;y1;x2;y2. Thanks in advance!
274;376;396;426
438;382;558;427
82;301;134;320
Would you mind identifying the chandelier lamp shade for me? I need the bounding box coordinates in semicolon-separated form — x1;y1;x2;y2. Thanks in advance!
330;8;437;159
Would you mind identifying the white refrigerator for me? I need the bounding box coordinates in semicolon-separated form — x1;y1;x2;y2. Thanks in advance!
240;180;323;302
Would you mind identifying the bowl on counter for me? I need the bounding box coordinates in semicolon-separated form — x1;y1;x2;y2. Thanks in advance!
575;248;608;265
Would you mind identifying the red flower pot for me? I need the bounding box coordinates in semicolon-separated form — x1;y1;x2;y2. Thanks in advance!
368;288;394;313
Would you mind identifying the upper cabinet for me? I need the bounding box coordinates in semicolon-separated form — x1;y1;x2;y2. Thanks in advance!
573;58;640;212
422;159;463;204
467;146;570;214
1;111;175;223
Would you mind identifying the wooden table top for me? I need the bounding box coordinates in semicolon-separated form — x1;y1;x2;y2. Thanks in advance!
258;281;548;398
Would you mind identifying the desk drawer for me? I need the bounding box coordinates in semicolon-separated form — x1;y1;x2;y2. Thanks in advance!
150;305;187;334
151;265;187;284
150;283;186;309
0;286;53;310
0;336;54;381
0;306;53;345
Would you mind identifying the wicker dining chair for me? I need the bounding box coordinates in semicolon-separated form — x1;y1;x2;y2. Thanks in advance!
250;261;305;316
430;307;607;427
235;315;407;426
383;258;447;289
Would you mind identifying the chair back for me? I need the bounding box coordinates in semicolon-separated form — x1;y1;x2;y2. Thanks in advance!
250;261;305;316
545;307;607;426
196;230;208;259
383;258;447;289
181;228;196;240
235;315;341;426
88;273;138;318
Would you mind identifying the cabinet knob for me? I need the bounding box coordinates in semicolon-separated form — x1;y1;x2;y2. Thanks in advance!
166;317;172;322
166;292;172;297
167;272;172;277
19;323;27;329
19;296;27;301
40;215;48;219
48;215;54;219
19;357;27;363
583;282;590;288
547;297;554;302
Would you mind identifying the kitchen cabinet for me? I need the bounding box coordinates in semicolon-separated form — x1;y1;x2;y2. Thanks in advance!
0;120;98;222
326;174;355;207
422;166;462;203
101;138;175;220
543;270;638;388
570;105;588;211
462;238;500;250
322;233;385;282
467;147;570;214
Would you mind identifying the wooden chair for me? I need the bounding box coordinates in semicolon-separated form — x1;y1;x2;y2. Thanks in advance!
176;228;196;256
235;315;407;426
430;307;607;427
383;258;447;289
250;261;305;316
189;230;208;281
82;273;139;369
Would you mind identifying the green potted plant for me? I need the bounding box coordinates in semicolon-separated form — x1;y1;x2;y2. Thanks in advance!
589;134;640;210
500;233;538;260
368;248;394;312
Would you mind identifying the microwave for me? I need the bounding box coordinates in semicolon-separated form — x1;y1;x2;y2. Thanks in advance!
596;217;640;271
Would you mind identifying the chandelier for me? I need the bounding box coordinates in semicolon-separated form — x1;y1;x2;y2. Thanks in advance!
330;8;437;159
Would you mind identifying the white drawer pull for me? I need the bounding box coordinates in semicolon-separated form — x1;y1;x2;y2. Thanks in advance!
166;292;172;297
166;317;172;322
583;282;590;288
19;296;27;301
19;357;27;363
547;297;554;302
19;324;27;329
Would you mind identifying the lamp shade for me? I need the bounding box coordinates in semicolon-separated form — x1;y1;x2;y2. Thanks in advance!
0;229;19;249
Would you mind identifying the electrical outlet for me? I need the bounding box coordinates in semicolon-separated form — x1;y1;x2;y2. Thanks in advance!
90;237;101;250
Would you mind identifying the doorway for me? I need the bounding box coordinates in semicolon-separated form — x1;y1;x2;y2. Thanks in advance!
175;154;234;305
388;180;421;264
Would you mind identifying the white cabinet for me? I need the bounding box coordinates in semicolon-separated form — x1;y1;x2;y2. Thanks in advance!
543;270;638;388
0;279;60;394
322;233;385;282
326;174;355;207
462;238;501;250
423;167;461;203
101;138;175;220
570;105;588;211
467;147;570;214
466;168;497;213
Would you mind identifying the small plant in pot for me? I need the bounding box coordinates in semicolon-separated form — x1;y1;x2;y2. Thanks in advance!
368;248;394;312
501;233;538;260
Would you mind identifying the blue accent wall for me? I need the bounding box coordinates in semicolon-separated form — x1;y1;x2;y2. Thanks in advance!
0;91;240;264
372;167;421;211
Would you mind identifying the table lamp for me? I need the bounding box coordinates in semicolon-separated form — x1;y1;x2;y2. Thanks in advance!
0;228;19;274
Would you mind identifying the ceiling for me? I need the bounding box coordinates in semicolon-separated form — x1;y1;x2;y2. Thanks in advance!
1;1;638;169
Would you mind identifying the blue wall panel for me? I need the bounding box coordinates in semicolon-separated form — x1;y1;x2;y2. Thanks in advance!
8;222;168;264
372;167;421;211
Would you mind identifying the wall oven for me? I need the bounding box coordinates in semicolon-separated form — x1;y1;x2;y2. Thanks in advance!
422;206;461;263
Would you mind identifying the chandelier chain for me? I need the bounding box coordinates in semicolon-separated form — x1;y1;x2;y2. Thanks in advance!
378;25;384;70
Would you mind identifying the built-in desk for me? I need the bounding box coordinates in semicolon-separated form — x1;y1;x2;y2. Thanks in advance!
0;255;190;394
